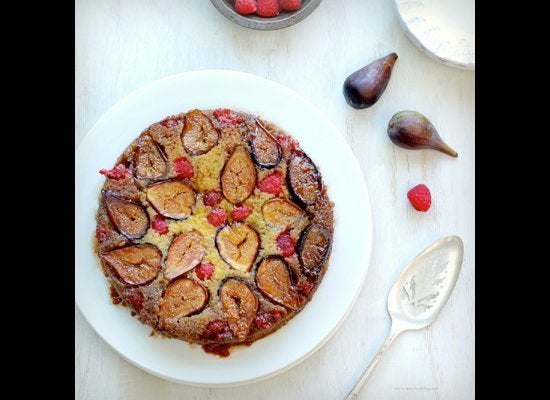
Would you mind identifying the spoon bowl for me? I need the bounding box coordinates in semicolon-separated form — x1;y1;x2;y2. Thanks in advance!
345;236;464;399
389;235;463;330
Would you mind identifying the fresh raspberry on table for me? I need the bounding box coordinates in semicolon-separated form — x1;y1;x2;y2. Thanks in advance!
151;214;169;235
234;0;257;15
196;262;215;281
257;0;280;17
207;207;227;227
279;0;302;12
173;157;194;179
257;171;283;196
231;204;252;221
407;184;432;212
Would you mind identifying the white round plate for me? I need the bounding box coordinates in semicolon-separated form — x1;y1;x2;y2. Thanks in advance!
75;70;372;386
394;0;475;69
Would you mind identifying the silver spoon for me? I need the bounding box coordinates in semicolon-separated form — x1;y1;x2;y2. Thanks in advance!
345;235;464;400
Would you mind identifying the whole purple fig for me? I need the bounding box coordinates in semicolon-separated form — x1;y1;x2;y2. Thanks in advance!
343;53;398;109
387;111;458;158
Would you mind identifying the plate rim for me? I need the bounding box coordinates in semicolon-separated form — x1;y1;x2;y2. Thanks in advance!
75;69;373;387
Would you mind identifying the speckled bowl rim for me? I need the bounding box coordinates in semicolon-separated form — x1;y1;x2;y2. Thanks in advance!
210;0;324;31
394;0;475;70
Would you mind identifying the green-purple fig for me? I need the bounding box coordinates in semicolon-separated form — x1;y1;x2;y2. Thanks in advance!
343;53;398;109
387;111;458;158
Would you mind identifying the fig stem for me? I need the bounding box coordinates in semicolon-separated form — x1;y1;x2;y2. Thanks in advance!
440;142;458;158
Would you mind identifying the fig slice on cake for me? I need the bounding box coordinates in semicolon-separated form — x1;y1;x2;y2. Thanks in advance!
164;231;205;280
182;109;219;155
215;223;260;272
103;191;149;240
262;198;305;227
221;145;257;204
256;256;299;311
134;134;167;181
219;278;258;341
160;278;209;325
297;224;332;278
250;120;282;168
146;180;196;220
101;243;161;286
287;153;322;208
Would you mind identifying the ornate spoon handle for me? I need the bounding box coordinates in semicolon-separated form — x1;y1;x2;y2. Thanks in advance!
344;325;403;400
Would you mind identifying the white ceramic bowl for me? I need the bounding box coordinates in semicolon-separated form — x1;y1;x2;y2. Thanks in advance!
394;0;475;69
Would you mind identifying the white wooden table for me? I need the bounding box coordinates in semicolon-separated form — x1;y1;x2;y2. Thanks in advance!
75;1;475;398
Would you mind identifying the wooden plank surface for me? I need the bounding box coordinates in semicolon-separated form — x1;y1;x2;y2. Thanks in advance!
75;1;475;398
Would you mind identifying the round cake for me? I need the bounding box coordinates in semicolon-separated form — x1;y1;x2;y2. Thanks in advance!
94;108;334;356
